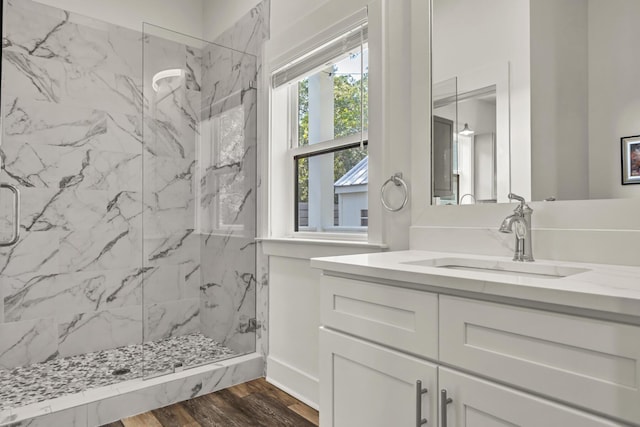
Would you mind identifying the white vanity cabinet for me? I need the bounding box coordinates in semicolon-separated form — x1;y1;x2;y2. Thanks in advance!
320;328;438;427
318;273;636;427
438;368;621;427
439;295;640;423
319;275;440;426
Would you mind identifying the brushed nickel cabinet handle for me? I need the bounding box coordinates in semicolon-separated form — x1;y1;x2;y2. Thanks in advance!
416;380;428;426
440;389;453;427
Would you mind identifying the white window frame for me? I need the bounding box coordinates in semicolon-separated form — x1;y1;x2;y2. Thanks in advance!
267;4;383;243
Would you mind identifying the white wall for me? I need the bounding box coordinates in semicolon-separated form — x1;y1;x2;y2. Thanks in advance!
588;0;640;199
264;240;385;408
459;99;496;137
36;0;205;38
203;0;261;41
530;0;588;202
521;0;640;201
268;255;322;406
204;0;331;42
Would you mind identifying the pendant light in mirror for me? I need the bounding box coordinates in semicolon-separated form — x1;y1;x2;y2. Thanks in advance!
459;123;474;136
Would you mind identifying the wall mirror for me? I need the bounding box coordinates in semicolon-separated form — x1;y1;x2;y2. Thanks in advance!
431;0;640;205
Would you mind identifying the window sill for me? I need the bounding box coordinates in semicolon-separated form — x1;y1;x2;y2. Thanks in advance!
259;237;388;259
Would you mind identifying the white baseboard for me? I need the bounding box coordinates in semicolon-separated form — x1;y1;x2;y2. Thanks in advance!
266;356;319;410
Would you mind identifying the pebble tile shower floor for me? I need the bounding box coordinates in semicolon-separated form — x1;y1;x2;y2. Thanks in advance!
0;333;236;411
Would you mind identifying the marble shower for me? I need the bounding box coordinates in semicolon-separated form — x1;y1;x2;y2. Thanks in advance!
0;0;264;409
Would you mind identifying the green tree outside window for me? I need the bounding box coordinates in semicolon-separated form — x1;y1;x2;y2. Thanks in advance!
297;66;368;203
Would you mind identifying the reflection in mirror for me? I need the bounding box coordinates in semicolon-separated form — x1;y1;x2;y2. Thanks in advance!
431;0;640;204
432;78;457;204
433;79;498;205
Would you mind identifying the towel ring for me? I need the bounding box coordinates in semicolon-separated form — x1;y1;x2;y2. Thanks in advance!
381;173;408;212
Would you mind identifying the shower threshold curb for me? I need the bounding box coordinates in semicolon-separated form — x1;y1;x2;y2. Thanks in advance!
0;353;264;427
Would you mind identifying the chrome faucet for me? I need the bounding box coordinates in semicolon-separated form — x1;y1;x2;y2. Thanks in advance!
499;193;534;262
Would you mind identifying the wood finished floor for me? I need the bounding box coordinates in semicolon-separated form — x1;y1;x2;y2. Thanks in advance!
101;378;319;427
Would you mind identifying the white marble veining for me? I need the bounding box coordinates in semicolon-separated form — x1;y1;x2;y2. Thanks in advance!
311;250;640;318
186;46;203;91
200;235;256;351
212;0;270;57
143;264;198;305
201;48;256;109
0;318;57;370
0;231;60;278
144;298;200;342
144;230;198;266
0;145;142;193
2;407;88;427
144;89;200;160
256;242;269;362
3;51;144;117
143;156;196;237
3;0;141;77
57;305;142;358
59;224;142;273
3;98;107;150
3;268;144;322
85;353;262;426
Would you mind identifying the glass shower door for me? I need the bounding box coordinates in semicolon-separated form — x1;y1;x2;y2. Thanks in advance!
141;24;257;377
0;0;146;411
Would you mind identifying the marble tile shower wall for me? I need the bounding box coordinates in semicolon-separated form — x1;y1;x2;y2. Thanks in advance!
198;42;258;354
0;0;263;370
198;0;269;359
141;33;202;347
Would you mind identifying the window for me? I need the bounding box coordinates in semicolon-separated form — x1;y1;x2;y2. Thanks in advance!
199;101;246;233
360;209;368;226
272;23;369;234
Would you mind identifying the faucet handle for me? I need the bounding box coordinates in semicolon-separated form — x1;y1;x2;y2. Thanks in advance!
507;193;526;203
508;193;530;212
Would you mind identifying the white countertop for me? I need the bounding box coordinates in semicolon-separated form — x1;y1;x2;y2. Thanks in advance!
310;250;640;319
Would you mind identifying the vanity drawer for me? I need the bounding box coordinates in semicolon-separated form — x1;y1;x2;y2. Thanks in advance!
320;274;438;359
440;295;640;424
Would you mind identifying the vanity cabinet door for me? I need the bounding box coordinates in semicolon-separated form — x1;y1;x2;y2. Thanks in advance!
438;368;621;427
319;327;438;427
439;295;640;424
320;274;438;359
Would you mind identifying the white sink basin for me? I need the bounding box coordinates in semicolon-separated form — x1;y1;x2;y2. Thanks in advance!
401;257;590;279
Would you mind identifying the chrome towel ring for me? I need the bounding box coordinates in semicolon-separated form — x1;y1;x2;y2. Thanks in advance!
381;173;408;212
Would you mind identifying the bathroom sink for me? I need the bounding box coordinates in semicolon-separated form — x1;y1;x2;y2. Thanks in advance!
401;257;590;279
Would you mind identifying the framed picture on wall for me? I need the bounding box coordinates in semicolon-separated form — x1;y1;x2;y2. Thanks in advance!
621;135;640;185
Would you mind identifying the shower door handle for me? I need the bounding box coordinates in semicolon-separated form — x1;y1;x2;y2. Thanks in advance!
0;183;20;246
